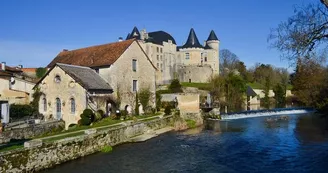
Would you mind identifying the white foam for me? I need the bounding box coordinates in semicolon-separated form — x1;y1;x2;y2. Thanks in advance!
221;109;311;120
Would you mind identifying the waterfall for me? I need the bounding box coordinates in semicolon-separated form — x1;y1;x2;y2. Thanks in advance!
220;108;314;120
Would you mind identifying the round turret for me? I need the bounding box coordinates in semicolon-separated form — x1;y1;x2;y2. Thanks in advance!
205;30;219;51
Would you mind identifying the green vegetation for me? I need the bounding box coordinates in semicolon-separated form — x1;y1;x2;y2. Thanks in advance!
135;92;139;116
185;119;196;129
164;105;172;115
169;79;183;93
35;67;47;79
100;145;113;153
79;109;94;126
9;104;34;119
274;83;286;107
181;82;211;91
156;92;162;111
139;88;152;113
42;131;84;143
0;144;24;152
247;82;264;89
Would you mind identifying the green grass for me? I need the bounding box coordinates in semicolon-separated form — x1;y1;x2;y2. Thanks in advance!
42;131;85;143
0;144;24;152
247;82;293;90
100;145;113;153
181;82;211;90
185;119;197;129
247;82;264;89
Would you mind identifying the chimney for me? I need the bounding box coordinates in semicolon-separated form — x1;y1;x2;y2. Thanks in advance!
118;37;123;42
62;49;68;52
1;62;5;71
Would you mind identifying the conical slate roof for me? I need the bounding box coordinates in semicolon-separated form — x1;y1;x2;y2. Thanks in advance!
181;28;203;49
206;30;219;41
127;26;141;40
125;33;131;40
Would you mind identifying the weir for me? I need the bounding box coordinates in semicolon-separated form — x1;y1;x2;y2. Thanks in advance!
220;108;314;120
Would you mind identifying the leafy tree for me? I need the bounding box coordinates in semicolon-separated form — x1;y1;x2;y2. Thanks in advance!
30;87;43;115
139;88;151;111
273;83;286;107
209;75;225;106
169;79;183;93
263;76;271;109
156;92;162;111
225;73;247;111
35;67;47;79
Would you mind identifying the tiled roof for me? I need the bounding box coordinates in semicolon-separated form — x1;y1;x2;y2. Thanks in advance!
47;39;135;68
57;63;113;91
21;68;37;73
0;64;22;73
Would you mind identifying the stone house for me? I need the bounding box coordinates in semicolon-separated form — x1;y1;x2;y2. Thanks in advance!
35;63;113;128
126;27;220;84
47;39;157;113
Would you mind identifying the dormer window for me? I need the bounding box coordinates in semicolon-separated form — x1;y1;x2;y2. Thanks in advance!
54;75;61;83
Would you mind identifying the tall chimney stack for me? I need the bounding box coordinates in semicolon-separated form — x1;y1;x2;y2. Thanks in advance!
1;62;5;71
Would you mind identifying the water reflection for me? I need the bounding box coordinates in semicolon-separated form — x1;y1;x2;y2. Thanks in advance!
294;114;328;143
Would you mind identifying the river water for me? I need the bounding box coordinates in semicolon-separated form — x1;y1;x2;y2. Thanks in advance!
41;112;328;173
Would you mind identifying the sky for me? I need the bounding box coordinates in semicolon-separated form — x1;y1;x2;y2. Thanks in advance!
0;0;314;69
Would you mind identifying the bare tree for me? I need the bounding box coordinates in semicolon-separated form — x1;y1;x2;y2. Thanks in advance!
219;49;240;75
269;2;328;63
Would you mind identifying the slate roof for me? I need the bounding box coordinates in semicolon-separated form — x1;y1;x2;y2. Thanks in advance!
246;86;257;97
126;26;141;40
57;63;113;92
181;28;203;49
206;30;219;41
47;39;135;68
0;64;22;73
147;31;176;45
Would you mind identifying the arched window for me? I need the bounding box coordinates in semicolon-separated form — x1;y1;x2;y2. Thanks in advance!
43;98;47;112
70;98;75;114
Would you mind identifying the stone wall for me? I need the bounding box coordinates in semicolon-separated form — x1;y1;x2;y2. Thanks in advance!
178;64;213;83
0;121;64;144
0;116;173;173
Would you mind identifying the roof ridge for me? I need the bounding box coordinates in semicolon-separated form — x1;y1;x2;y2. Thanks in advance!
59;39;135;54
56;63;91;69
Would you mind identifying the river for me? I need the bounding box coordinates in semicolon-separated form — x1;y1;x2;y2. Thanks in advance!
41;111;328;173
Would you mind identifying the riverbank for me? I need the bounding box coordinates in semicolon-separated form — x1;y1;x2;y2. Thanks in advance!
0;115;174;172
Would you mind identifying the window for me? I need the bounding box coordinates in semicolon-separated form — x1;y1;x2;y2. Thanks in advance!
160;55;162;61
43;98;47;112
157;63;159;68
157;55;159;61
132;59;137;72
133;80;138;92
205;57;207;62
156;47;159;53
70;98;75;114
185;53;190;60
189;79;191;83
160;47;163;53
95;68;99;73
160;63;163;69
54;75;61;83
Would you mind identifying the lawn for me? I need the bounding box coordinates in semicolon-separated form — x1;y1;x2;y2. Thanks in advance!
42;131;85;143
181;82;211;91
0;144;24;152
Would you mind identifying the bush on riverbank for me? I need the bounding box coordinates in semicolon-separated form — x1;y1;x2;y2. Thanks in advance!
185;119;196;129
100;145;113;153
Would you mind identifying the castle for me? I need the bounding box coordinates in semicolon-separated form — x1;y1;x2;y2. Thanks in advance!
125;27;220;85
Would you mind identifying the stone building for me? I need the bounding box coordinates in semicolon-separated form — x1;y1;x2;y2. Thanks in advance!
35;63;113;128
126;27;220;84
47;39;157;113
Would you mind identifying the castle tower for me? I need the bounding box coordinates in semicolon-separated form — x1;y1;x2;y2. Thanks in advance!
205;30;219;51
181;28;204;49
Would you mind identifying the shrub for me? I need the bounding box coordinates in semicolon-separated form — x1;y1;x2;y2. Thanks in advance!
80;109;94;126
10;104;34;119
135;92;139;116
185;119;196;128
164;105;172;115
169;79;183;93
139;88;151;111
156;92;162;111
100;145;113;153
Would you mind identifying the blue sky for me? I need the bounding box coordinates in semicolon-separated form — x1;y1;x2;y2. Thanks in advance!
0;0;314;69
